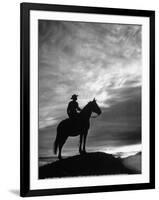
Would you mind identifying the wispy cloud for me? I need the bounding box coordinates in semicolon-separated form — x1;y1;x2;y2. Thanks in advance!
38;20;141;129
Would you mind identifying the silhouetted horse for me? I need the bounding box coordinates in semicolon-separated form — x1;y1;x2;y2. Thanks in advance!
54;98;102;159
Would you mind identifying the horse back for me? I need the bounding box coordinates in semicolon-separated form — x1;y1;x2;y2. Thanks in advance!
57;118;89;136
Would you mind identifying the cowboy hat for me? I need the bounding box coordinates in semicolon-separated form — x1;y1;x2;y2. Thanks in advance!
71;94;78;99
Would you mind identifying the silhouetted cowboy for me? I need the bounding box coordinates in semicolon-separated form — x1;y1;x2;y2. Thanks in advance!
67;94;81;120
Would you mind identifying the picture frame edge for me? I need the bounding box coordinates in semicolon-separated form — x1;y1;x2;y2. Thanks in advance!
20;2;155;197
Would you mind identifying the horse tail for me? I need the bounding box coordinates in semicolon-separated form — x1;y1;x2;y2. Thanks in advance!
54;137;58;155
53;125;61;155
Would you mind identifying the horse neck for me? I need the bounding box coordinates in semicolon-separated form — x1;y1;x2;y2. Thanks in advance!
80;104;92;120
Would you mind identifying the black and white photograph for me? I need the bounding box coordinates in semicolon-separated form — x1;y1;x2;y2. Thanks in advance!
20;3;155;197
38;20;142;179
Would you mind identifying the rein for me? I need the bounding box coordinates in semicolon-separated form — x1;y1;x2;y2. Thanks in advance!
80;101;100;119
90;114;99;118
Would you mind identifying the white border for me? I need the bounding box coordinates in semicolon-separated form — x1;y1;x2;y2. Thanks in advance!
30;10;150;190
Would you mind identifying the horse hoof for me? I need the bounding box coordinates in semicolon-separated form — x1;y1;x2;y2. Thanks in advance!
79;150;82;155
79;151;86;155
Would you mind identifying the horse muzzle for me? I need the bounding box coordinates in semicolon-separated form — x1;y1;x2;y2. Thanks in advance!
98;110;102;115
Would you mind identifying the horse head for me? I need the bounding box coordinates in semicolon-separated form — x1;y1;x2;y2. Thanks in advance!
90;98;102;116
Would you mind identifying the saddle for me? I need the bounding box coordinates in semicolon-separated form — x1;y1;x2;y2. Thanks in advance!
68;114;81;130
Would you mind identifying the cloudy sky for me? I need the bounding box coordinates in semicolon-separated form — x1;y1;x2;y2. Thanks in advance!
38;20;141;157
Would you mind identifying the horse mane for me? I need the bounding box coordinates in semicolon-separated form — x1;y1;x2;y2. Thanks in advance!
80;101;92;116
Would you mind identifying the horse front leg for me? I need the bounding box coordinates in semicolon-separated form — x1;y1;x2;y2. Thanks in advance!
79;134;83;154
83;131;88;153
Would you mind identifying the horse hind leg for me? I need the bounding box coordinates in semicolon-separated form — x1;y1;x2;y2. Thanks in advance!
58;136;67;160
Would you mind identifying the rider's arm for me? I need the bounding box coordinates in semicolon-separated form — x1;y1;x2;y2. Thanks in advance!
76;102;81;111
77;107;81;111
